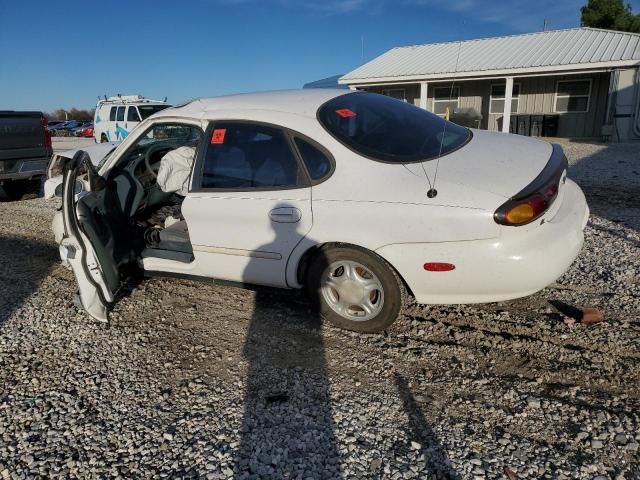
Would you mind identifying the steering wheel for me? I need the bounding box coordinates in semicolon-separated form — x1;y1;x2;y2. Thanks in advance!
144;143;172;178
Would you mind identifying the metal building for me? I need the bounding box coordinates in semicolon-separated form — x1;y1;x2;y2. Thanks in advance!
339;28;640;140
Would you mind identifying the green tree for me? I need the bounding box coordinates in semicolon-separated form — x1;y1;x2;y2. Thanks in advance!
581;0;640;33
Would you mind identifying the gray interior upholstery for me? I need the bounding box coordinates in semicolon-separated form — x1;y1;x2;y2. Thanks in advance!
114;173;144;217
142;220;194;263
159;220;190;246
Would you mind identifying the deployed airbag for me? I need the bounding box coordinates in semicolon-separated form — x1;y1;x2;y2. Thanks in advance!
157;146;196;196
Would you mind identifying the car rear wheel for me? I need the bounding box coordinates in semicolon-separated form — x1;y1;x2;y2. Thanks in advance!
306;245;406;333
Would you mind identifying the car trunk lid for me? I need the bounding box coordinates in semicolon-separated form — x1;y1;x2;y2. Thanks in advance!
440;129;553;199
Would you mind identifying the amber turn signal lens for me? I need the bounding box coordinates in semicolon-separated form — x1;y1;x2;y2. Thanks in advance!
505;203;535;224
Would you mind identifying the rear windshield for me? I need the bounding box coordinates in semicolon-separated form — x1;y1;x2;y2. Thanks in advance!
138;105;171;120
317;92;471;163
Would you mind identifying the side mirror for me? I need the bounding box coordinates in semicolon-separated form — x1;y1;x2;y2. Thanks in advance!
55;179;84;198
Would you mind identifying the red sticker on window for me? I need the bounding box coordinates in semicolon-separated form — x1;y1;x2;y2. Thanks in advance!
335;108;356;118
211;128;226;144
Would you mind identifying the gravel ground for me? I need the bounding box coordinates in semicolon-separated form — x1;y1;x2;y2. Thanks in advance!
51;137;94;154
0;140;639;479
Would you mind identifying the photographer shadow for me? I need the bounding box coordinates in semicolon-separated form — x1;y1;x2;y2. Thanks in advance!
232;209;341;479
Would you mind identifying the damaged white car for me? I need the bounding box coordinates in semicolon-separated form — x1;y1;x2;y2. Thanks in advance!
45;141;119;198
53;90;589;332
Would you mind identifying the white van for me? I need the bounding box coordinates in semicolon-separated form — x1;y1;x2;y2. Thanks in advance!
93;95;172;143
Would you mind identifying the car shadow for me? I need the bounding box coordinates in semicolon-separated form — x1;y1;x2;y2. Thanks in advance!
0;235;57;328
394;373;461;479
233;213;341;478
0;179;43;202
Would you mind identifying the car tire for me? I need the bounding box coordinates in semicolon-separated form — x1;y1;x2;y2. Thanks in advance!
100;133;108;143
306;245;407;333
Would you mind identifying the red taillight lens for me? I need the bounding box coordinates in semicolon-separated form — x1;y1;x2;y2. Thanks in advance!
41;116;52;147
498;180;559;226
504;195;549;225
495;144;567;226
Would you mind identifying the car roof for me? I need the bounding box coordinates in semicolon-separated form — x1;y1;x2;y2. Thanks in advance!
158;89;354;119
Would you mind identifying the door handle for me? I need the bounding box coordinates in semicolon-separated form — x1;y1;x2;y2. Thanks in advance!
269;207;302;223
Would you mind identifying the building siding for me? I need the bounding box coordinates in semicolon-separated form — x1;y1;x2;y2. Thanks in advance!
362;72;612;138
485;73;610;137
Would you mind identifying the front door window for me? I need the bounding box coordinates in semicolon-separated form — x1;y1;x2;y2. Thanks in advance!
117;123;203;171
200;123;307;190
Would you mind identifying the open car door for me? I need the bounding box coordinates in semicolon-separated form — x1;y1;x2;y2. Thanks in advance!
58;151;125;322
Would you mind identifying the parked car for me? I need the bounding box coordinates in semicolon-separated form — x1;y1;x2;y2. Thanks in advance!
94;95;172;143
72;122;93;137
0;111;52;199
50;120;84;137
82;125;94;138
52;90;588;332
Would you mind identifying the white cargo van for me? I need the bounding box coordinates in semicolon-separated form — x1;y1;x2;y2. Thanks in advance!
93;95;172;142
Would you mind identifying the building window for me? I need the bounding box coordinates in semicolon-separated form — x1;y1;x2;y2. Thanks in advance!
490;83;520;114
432;86;460;115
381;88;406;102
555;80;591;113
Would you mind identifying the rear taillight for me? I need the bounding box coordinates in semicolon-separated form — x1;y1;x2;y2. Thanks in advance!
41;116;52;148
494;144;567;226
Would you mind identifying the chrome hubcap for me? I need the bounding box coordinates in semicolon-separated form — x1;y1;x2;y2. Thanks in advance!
320;260;384;322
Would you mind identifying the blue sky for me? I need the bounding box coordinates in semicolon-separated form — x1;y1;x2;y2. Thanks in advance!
1;0;639;111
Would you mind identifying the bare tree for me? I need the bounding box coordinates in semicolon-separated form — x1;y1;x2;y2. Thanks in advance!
45;108;95;121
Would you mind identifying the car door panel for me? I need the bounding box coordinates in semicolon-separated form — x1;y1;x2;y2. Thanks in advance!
60;153;118;321
184;121;314;288
182;190;312;287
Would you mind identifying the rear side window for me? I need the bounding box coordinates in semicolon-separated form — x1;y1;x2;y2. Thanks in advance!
201;123;305;189
138;105;171;120
127;107;141;122
116;106;125;121
317;92;471;163
109;107;117;121
294;138;332;181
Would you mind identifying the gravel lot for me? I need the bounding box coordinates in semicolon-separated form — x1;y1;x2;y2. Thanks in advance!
0;139;639;479
51;137;94;154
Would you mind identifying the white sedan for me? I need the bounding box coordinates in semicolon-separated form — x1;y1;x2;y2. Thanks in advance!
52;90;588;332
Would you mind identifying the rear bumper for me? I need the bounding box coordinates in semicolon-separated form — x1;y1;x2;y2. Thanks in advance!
0;157;49;182
376;179;589;304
